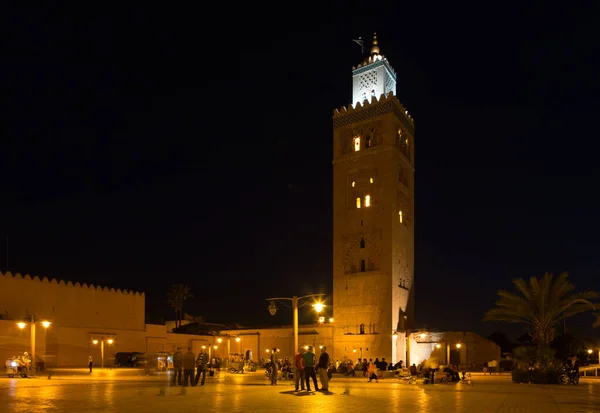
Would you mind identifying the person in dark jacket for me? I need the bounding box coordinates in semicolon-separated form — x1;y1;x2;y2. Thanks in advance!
182;348;196;386
172;347;183;385
317;347;330;391
194;348;209;386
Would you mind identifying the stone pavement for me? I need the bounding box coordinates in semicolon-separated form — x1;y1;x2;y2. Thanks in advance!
2;370;600;413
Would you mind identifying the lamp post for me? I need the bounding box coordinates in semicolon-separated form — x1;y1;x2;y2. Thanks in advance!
16;314;51;372
92;336;115;368
266;294;324;356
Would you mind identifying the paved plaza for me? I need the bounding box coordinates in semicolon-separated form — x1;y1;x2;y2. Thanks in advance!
2;369;600;413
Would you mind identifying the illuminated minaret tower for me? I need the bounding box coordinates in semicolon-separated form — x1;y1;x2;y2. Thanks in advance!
331;33;415;363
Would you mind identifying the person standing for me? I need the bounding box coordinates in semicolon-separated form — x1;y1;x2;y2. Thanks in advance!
293;348;305;391
88;356;93;373
194;348;209;386
182;347;196;386
172;347;183;385
269;348;278;385
317;346;330;391
302;346;319;391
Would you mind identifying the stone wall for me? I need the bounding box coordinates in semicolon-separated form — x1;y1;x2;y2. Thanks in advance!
0;271;145;331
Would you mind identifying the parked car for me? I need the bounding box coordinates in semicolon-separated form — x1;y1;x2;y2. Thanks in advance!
114;352;146;367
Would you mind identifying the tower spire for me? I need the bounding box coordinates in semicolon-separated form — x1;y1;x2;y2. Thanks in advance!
370;32;380;56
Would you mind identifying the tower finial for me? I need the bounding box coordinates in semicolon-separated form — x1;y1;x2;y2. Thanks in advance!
370;32;380;56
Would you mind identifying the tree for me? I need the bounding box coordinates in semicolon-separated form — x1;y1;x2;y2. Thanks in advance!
483;272;597;345
166;284;193;329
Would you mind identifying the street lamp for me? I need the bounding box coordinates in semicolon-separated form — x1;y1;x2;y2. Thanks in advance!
91;336;115;368
266;294;325;356
16;314;51;372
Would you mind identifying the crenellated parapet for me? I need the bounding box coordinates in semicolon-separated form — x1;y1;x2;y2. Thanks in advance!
0;270;144;297
332;93;414;129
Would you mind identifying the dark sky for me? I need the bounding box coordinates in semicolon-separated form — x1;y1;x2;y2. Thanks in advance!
3;4;599;337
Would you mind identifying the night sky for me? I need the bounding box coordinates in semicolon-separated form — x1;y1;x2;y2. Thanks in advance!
3;5;599;337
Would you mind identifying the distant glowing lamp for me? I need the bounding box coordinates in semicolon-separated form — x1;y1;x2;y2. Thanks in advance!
436;344;442;349
319;345;323;349
392;333;398;340
353;348;357;353
217;338;223;343
235;337;241;343
41;320;51;328
304;345;309;350
318;316;325;323
588;349;593;354
16;322;27;329
277;348;280;352
456;343;462;349
329;318;334;323
313;302;324;313
202;345;206;349
92;340;99;345
419;333;426;339
266;349;270;353
107;339;114;345
213;345;218;350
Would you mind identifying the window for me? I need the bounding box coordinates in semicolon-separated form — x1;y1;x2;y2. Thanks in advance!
370;177;373;183
399;210;403;224
360;260;366;272
356;197;361;209
353;136;361;152
360;238;365;248
365;136;371;148
352;181;355;187
365;195;371;207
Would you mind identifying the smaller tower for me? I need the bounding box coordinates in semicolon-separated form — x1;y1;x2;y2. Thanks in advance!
351;33;397;107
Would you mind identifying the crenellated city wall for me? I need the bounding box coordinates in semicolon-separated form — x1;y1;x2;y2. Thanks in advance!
0;271;145;331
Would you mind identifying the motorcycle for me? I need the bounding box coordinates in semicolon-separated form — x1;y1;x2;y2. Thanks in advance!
5;358;29;378
559;367;579;385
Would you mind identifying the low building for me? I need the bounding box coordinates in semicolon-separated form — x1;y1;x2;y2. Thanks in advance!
0;271;499;368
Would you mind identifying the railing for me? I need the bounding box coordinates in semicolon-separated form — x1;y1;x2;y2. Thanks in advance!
580;364;600;377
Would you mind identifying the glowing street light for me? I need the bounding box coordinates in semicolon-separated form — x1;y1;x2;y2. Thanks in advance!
217;338;223;344
235;337;241;343
588;349;593;354
436;344;442;349
16;315;51;372
456;343;462;349
92;337;115;368
266;294;325;356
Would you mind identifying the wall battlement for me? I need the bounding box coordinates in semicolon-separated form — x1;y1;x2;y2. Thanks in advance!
0;271;144;296
0;270;145;330
332;93;414;125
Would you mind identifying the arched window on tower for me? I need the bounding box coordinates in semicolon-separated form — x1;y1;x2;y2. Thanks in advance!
365;135;371;148
399;210;403;224
365;195;371;207
360;238;365;249
353;136;361;152
356;197;361;209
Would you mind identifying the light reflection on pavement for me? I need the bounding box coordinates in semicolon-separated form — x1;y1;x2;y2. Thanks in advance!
2;370;600;413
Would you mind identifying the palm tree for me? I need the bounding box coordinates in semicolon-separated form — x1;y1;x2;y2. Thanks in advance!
483;272;597;345
166;284;193;329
